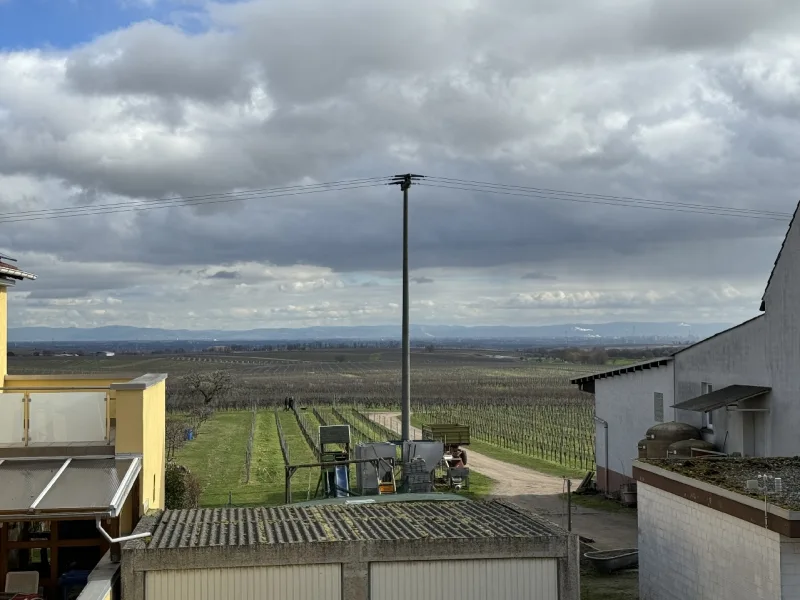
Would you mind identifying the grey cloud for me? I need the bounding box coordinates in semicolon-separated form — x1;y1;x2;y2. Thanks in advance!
2;0;800;330
206;270;239;280
521;272;557;281
65;21;250;103
411;277;434;284
25;288;91;300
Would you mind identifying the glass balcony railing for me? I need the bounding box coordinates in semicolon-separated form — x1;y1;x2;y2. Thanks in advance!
0;388;112;446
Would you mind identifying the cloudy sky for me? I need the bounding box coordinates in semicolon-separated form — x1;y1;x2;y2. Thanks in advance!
1;0;799;330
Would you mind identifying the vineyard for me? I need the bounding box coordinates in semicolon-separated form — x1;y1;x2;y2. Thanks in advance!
10;349;598;507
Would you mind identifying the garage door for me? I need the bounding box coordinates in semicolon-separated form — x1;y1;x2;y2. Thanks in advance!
145;564;341;600
370;558;558;600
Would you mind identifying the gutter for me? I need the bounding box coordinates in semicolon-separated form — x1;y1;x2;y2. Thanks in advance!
594;415;609;496
96;518;152;545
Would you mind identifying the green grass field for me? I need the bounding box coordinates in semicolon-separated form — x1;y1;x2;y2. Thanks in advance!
173;408;498;507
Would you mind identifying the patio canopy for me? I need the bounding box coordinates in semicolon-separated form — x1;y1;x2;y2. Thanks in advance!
671;385;771;412
0;454;141;520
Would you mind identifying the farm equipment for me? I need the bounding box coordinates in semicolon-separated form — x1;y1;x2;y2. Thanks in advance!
421;424;471;491
354;442;397;496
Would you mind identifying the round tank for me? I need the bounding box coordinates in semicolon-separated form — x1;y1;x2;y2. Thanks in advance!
637;439;648;459
645;422;700;442
646;439;672;459
667;439;715;458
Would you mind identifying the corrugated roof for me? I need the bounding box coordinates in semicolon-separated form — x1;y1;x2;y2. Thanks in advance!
760;200;800;311
147;500;560;549
672;385;771;412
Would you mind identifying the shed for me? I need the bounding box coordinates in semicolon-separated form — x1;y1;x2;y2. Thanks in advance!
121;496;580;600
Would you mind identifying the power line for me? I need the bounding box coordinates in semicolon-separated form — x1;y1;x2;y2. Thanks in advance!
420;179;792;221
0;172;791;224
0;177;393;224
426;176;791;218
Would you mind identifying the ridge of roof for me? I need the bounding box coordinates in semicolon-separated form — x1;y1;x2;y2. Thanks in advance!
760;200;800;312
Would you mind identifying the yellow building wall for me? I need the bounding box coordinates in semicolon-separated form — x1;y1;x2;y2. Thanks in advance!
0;287;7;378
115;379;166;513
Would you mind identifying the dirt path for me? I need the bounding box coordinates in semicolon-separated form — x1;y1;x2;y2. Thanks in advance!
368;412;579;496
368;411;638;550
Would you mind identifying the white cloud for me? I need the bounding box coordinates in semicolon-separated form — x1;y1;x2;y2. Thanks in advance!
2;0;800;329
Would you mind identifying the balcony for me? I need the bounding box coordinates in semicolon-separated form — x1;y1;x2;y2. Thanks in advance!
0;373;166;600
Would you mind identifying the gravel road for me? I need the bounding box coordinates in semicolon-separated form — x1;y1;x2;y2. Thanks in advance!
368;411;639;549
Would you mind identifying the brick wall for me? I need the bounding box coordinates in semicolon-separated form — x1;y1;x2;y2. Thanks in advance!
638;483;782;600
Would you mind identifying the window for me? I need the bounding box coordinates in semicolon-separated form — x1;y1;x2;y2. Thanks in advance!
654;392;664;422
702;382;714;429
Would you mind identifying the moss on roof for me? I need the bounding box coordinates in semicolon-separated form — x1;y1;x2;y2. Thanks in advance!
642;457;800;510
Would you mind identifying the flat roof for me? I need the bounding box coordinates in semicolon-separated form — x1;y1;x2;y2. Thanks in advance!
672;385;770;412
147;500;563;550
639;457;800;510
0;455;141;520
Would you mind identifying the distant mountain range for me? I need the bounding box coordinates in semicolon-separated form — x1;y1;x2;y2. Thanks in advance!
7;322;733;342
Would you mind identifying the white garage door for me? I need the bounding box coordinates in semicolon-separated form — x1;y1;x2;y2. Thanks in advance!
145;564;341;600
370;558;558;600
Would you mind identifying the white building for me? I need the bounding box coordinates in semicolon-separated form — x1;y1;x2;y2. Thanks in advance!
634;458;800;600
572;203;800;495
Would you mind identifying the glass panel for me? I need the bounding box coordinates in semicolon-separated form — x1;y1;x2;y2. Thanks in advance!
0;393;25;444
35;458;134;511
28;391;107;443
0;460;64;512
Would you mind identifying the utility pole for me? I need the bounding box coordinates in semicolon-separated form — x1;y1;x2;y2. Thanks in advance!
390;173;424;443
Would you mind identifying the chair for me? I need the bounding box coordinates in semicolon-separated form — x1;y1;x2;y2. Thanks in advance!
4;571;39;594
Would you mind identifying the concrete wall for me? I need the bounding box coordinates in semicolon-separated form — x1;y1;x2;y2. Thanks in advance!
123;518;580;600
780;539;800;599
673;316;770;455
763;218;800;456
593;362;673;493
638;482;782;600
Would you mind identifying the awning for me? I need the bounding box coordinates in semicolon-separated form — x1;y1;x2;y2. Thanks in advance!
0;454;141;520
672;385;771;412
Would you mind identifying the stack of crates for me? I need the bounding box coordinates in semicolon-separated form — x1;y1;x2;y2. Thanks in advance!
407;456;433;493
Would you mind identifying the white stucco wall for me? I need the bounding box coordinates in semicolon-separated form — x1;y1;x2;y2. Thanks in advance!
638;483;782;600
673;315;770;456
593;362;674;481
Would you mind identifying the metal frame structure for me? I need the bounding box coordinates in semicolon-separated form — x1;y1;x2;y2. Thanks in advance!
284;458;396;504
0;454;142;521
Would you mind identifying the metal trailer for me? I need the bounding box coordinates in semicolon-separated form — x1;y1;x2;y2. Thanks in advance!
421;424;471;490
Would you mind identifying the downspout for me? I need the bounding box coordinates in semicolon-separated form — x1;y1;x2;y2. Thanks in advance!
593;415;609;496
96;518;152;545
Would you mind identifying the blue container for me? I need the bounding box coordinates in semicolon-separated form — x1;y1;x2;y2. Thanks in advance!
184;429;194;441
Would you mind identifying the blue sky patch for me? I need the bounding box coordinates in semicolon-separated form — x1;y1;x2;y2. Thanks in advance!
0;0;221;50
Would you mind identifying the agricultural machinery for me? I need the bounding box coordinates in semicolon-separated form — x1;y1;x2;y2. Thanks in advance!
422;423;471;491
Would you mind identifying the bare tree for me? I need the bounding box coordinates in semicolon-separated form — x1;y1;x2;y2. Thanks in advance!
180;370;234;405
187;404;214;435
166;418;187;461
